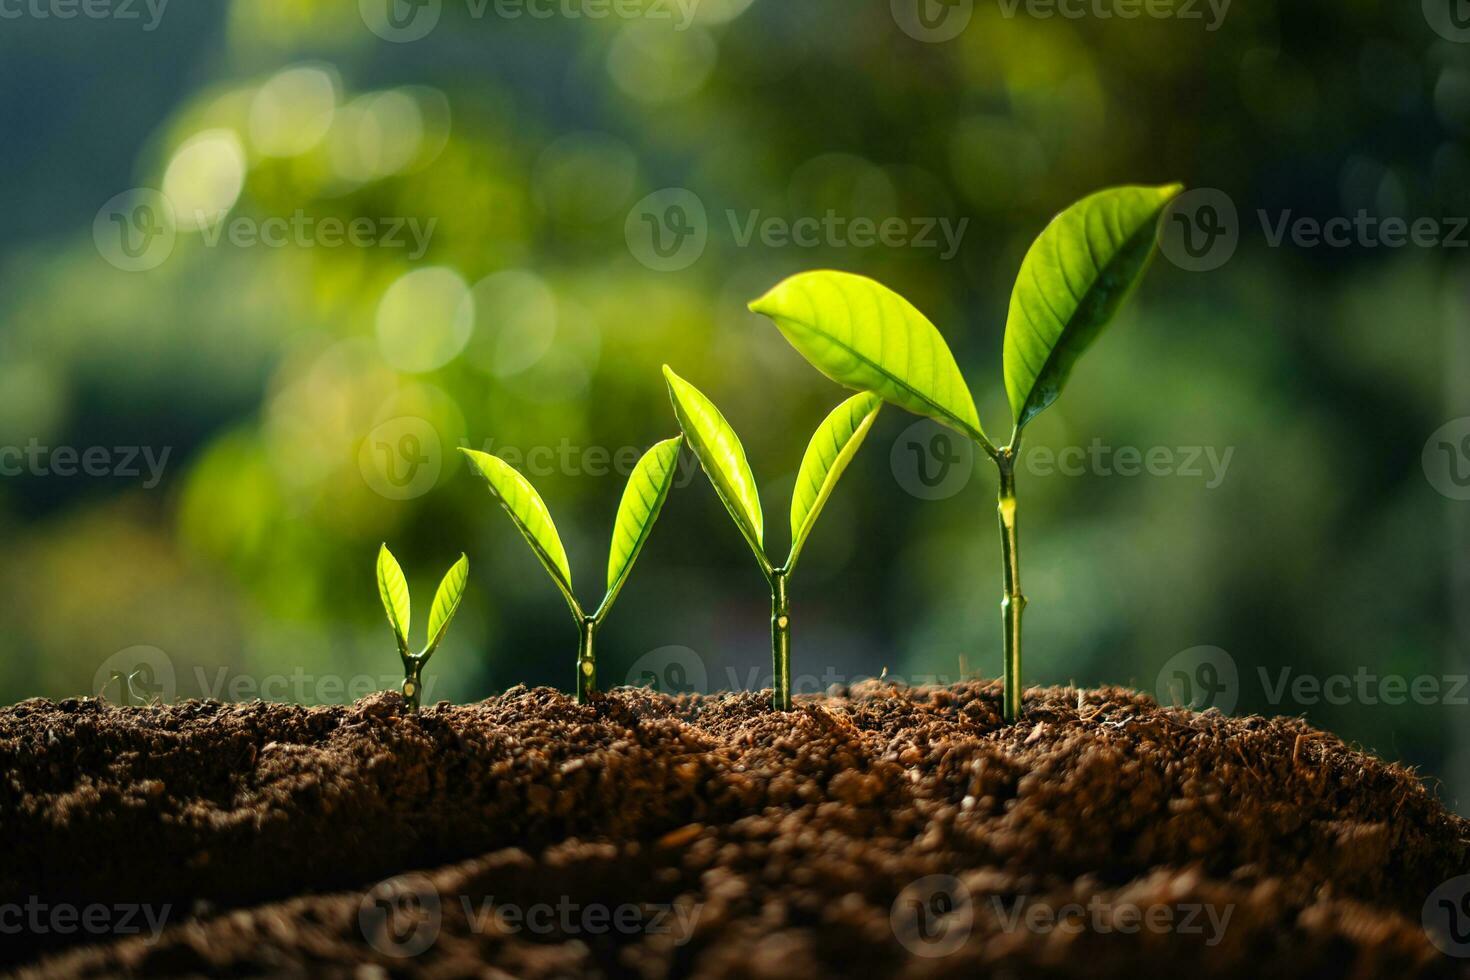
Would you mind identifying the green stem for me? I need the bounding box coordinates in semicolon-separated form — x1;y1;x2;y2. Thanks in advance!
576;617;598;704
997;449;1026;722
402;656;424;712
771;569;791;711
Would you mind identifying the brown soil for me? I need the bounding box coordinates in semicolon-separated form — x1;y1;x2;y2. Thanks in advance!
3;682;1467;978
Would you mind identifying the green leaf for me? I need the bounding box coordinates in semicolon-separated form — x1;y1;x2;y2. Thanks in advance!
788;392;882;572
376;544;411;657
662;366;768;571
598;436;683;620
1003;183;1183;430
460;449;580;618
425;553;469;654
748;270;987;448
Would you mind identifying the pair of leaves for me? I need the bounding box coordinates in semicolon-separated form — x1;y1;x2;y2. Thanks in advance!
376;546;469;660
460;437;682;623
748;184;1182;441
663;365;881;576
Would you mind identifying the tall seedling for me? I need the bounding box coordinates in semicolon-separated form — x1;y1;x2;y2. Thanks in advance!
460;438;682;703
749;184;1181;721
663;365;882;710
376;546;469;711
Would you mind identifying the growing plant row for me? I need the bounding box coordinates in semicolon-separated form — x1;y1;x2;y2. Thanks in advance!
379;184;1184;719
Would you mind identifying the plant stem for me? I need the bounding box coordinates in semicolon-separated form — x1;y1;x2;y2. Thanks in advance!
996;448;1026;722
770;568;792;711
576;616;598;704
402;656;424;712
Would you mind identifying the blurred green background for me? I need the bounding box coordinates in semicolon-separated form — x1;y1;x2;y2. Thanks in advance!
0;0;1466;811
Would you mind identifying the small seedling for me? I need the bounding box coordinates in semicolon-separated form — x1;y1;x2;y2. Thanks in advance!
376;545;469;711
663;365;882;711
460;438;683;703
749;184;1181;722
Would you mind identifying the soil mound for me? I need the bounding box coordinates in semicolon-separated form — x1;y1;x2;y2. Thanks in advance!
4;682;1466;976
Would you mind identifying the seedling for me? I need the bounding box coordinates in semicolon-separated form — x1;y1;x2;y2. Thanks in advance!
663;365;882;711
749;184;1182;722
376;545;469;711
460;438;683;703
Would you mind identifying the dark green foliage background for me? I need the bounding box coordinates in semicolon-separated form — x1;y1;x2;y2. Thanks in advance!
0;0;1464;811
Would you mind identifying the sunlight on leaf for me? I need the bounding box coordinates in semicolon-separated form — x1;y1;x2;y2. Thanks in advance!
749;270;986;446
663;366;767;570
788;392;882;572
599;435;683;619
376;543;411;656
426;553;469;653
461;449;579;617
1004;183;1182;430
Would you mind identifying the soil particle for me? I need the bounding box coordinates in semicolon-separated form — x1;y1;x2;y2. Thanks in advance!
2;681;1467;977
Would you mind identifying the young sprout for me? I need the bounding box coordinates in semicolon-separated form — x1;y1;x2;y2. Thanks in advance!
663;365;882;711
376;545;469;712
749;184;1182;722
460;438;683;703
